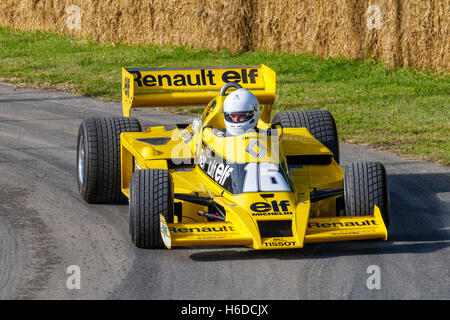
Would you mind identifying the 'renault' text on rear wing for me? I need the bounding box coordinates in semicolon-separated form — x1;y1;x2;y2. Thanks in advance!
121;65;276;117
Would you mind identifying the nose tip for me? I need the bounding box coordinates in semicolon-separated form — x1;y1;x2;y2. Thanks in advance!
231;114;245;122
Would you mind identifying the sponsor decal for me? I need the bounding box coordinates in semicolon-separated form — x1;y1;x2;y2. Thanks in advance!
250;200;292;216
123;76;130;97
195;236;226;240
263;238;297;247
251;200;290;212
197;146;234;186
331;232;359;236
308;219;378;228
159;214;172;249
128;68;260;88
245;139;267;158
252;211;293;216
170;225;236;233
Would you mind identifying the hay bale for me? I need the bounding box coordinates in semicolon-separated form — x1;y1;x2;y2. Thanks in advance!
399;0;449;71
250;0;364;58
0;0;448;72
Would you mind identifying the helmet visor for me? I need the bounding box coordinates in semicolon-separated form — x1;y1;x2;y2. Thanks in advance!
224;111;255;123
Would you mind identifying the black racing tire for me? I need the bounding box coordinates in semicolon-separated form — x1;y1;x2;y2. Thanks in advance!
343;162;390;229
129;169;174;249
272;110;340;163
77;117;141;203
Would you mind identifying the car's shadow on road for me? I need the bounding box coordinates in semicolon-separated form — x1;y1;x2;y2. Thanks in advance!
188;240;449;262
189;172;450;262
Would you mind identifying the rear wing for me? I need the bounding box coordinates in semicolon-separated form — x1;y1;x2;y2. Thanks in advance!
121;65;276;117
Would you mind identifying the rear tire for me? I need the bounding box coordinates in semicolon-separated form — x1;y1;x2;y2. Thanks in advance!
343;162;389;229
272;110;339;163
77;117;141;203
129;169;174;249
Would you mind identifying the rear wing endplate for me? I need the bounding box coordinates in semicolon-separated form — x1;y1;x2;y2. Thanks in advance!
121;65;276;117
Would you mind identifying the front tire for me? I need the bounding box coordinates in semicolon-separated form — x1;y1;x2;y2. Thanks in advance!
77;117;141;203
343;162;390;229
129;169;174;249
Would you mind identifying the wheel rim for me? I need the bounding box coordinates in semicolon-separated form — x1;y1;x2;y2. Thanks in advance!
77;135;85;186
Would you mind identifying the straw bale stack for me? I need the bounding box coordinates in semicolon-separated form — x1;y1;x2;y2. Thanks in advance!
0;0;448;72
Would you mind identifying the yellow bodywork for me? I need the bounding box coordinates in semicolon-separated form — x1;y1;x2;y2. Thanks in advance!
120;65;388;249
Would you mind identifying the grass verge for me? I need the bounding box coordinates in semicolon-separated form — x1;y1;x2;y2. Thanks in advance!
0;27;448;165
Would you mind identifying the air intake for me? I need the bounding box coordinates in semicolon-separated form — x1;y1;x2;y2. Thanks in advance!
257;220;293;238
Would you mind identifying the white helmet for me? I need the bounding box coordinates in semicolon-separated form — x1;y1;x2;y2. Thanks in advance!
223;88;260;136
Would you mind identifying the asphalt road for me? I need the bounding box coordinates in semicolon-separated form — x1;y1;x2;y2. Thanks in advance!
0;82;448;300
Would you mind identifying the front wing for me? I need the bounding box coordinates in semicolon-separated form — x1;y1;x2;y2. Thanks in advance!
163;204;388;250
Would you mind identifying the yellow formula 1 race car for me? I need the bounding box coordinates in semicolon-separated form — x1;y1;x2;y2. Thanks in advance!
76;65;389;250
